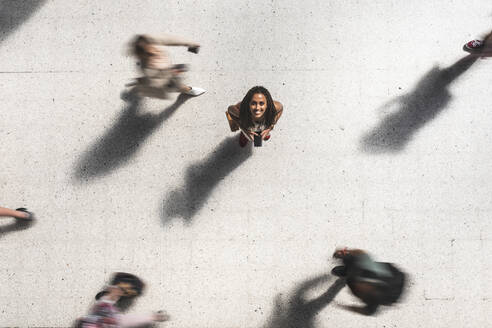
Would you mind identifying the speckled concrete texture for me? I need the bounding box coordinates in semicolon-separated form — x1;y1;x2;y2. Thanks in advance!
1;0;491;327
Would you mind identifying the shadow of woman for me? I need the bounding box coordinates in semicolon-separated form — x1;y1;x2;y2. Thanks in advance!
360;55;479;153
264;274;346;328
74;92;190;182
161;136;252;226
0;0;46;43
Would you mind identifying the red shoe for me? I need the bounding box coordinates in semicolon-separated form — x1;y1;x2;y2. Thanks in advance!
464;40;484;51
239;133;249;147
264;134;271;141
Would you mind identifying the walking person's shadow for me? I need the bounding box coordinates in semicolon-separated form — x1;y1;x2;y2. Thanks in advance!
0;0;46;43
265;274;346;328
360;55;479;153
74;91;190;182
0;218;35;239
161;136;252;225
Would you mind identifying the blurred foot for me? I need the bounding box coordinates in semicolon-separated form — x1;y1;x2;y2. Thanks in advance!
154;311;171;322
239;133;249;147
464;40;484;51
15;208;34;220
184;87;206;97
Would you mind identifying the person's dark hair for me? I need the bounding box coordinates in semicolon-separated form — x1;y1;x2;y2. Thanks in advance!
132;35;151;58
95;272;145;300
239;86;277;130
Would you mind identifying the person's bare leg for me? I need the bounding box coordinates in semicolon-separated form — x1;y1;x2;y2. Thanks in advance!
0;206;29;219
178;84;192;93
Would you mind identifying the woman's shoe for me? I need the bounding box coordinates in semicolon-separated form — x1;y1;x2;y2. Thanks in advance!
239;133;249;147
464;40;484;52
15;208;34;220
184;87;206;97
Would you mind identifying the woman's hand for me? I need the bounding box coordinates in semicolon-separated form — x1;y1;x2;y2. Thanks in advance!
333;248;348;259
249;130;259;140
240;128;255;141
261;128;272;140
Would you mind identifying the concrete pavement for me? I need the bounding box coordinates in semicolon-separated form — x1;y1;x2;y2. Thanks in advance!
0;1;491;327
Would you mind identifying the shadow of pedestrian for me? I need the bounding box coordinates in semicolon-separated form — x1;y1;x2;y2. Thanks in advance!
161;136;252;226
73;92;190;182
0;0;46;43
0;218;35;238
264;274;346;328
360;55;479;153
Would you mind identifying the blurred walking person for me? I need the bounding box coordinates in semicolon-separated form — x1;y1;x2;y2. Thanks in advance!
129;34;205;99
331;248;406;315
77;272;170;327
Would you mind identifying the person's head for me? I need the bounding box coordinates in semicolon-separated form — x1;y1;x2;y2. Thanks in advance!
239;86;276;130
103;282;136;301
132;35;159;62
95;272;145;300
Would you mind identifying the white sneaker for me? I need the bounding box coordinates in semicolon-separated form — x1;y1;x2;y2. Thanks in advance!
184;87;206;97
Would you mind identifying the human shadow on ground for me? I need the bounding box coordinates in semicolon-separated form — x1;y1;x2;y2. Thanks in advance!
360;55;479;153
0;218;35;239
161;136;252;225
0;0;46;43
74;92;189;182
264;274;346;328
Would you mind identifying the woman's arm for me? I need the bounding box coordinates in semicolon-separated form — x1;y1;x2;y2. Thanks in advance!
227;102;241;124
227;102;241;116
118;312;168;327
149;34;200;48
273;101;283;125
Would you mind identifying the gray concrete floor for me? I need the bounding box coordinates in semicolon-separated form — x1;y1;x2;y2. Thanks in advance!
1;0;491;327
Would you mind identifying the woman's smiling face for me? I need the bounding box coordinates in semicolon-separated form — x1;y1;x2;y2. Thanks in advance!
249;93;267;120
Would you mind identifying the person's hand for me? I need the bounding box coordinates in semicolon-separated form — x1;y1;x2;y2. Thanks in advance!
240;129;255;141
249;130;258;140
261;128;272;140
153;311;170;322
333;247;348;259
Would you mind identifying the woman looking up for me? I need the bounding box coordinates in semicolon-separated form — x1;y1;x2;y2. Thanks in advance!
227;86;283;147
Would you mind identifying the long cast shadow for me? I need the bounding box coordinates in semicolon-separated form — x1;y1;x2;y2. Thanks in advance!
0;218;35;238
161;136;252;225
361;55;479;153
74;92;189;182
0;0;46;43
264;274;346;328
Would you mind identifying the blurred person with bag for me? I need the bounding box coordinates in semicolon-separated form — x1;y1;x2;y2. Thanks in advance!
77;272;170;327
331;248;406;315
